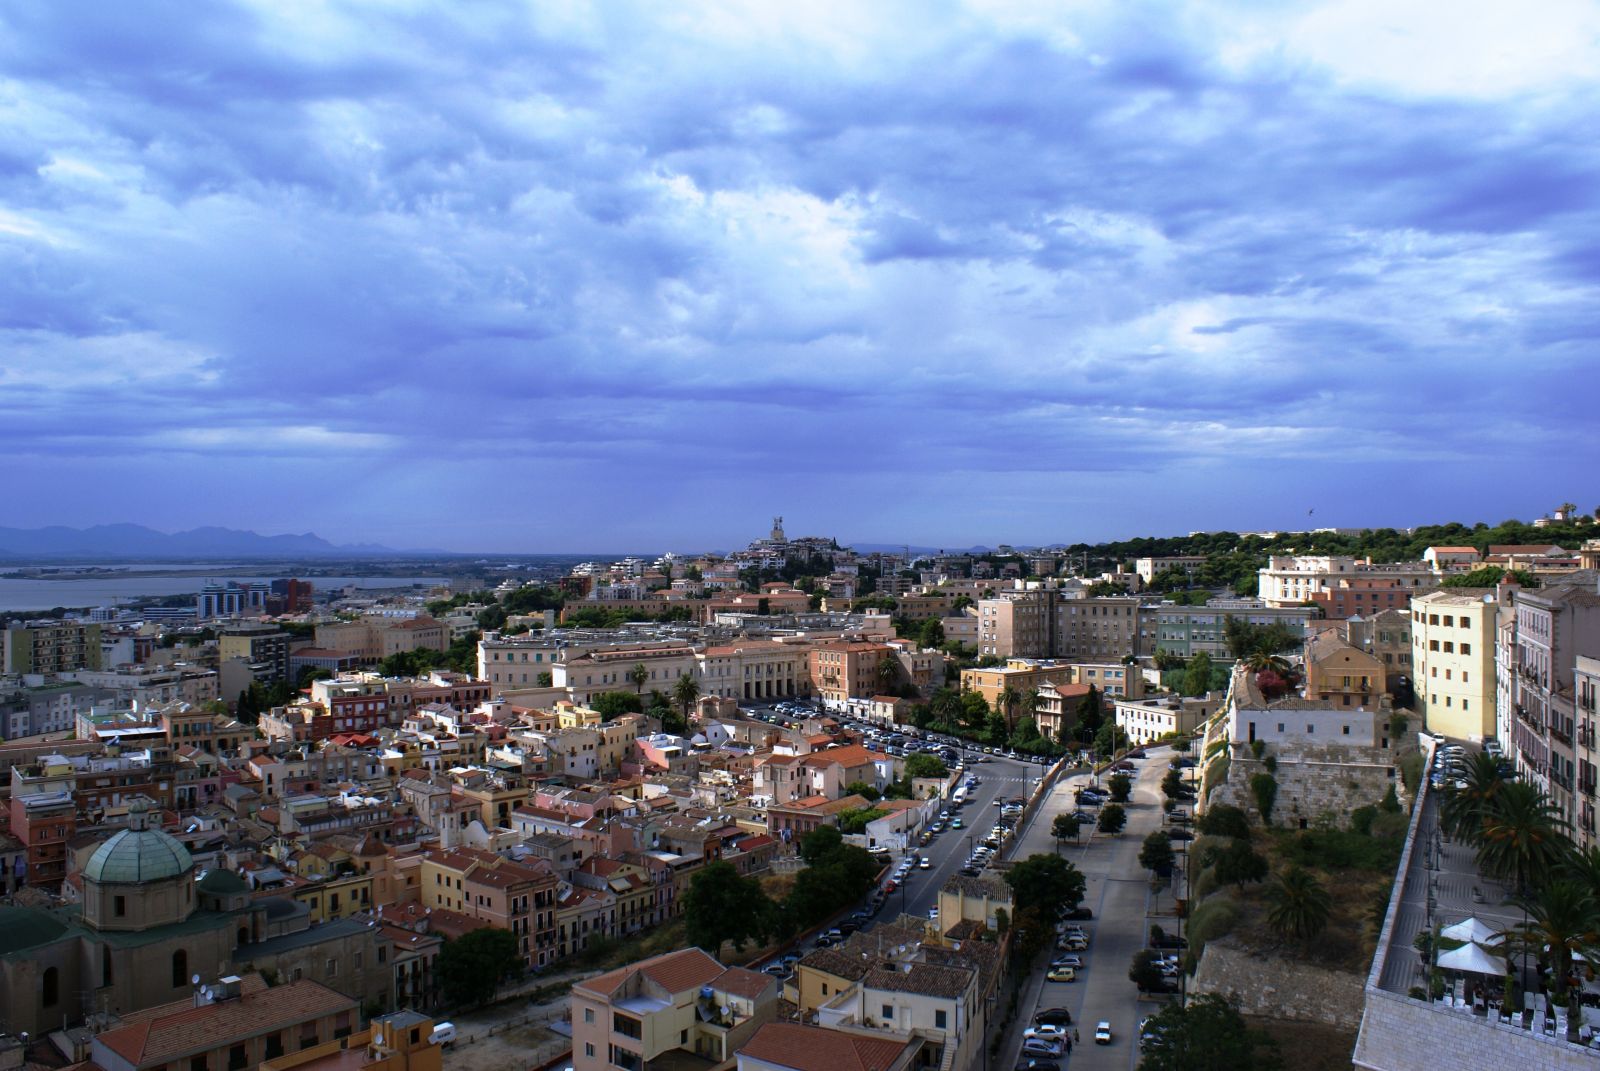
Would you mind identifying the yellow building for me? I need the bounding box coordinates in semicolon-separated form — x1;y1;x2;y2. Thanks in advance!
960;659;1075;713
1411;589;1500;742
262;1010;445;1071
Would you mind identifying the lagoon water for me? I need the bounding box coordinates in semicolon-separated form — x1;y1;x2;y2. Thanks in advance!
0;574;443;612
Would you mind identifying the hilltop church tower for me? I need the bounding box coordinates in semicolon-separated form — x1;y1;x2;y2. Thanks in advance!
770;516;785;543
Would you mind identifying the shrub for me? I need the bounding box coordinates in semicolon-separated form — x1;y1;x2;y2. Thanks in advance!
1349;804;1378;836
1263;755;1277;775
1379;784;1402;813
1399;751;1423;794
1188;896;1239;956
1203;755;1229;798
1250;739;1266;760
1250;773;1278;824
1190;863;1220;901
1278;828;1402;873
1371;811;1409;840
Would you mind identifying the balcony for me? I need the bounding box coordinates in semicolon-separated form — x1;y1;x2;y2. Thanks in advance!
1552;723;1573;747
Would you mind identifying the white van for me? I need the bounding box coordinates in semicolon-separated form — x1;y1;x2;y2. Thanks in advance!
428;1023;457;1047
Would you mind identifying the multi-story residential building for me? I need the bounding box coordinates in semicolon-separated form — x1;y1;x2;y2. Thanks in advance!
1409;590;1500;741
1505;573;1600;836
418;847;560;968
736;1023;918;1071
8;758;75;888
0;677;110;738
571;948;779;1071
1134;555;1210;584
218;623;290;683
315;618;450;664
557;645;701;706
1303;634;1385;711
1256;555;1437;611
1033;681;1092;742
1342;607;1413;691
1114;693;1219;746
1140;602;1313;660
70;664;221;708
809;640;895;704
2;620;103;674
1070;661;1144;699
197;581;271;620
91;974;360;1071
976;591;1053;658
260;1009;446;1071
959;660;1075;713
1575;654;1600;848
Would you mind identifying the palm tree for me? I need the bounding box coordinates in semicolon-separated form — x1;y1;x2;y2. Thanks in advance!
1245;650;1290;675
672;673;700;725
1504;879;1600;1040
997;686;1020;736
1441;752;1507;844
1566;844;1600;905
1021;689;1040;726
1476;781;1569;894
1265;866;1333;941
875;654;901;696
629;662;650;697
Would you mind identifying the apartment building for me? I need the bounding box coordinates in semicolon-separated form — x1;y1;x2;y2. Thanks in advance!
1070;662;1144;699
1134;555;1209;584
572;948;778;1071
1575;655;1600;849
218;623;290;683
975;590;1142;661
1140;602;1313;659
959;660;1075;713
417;847;560;968
315;617;450;664
1033;681;1092;742
1342;607;1413;691
1505;574;1600;839
1114;694;1218;746
1257;555;1437;611
1409;590;1500;741
2;620;103;674
976;591;1053;657
809;640;895;704
1303;634;1384;711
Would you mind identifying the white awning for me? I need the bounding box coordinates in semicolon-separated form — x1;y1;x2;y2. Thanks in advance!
1438;942;1506;976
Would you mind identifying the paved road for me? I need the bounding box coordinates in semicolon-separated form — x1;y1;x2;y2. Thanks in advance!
998;747;1177;1071
886;748;1047;922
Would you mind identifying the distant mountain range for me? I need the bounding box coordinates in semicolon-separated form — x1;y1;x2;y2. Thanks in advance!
0;525;408;559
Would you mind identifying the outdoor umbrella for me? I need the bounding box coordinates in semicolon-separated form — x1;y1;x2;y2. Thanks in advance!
1441;917;1499;946
1438;942;1507;976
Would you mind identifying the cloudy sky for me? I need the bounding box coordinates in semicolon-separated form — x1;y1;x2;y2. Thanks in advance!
3;1;1598;553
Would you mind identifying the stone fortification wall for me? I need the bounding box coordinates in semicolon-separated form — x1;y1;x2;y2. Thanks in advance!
1209;741;1397;827
1192;937;1365;1030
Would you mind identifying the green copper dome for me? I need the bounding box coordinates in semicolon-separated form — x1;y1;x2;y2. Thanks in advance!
83;819;192;885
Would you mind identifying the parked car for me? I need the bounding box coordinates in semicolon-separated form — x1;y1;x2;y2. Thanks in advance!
1024;1024;1067;1042
1051;954;1083;969
1094;1021;1113;1045
1167;828;1194;841
1032;1007;1073;1028
1022;1037;1064;1058
918;858;931;869
1061;905;1094;920
1045;965;1077;982
1013;1060;1060;1071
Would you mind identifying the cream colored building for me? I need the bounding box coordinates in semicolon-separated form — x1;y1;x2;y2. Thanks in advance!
1411;589;1499;741
1114;694;1217;746
1258;555;1436;609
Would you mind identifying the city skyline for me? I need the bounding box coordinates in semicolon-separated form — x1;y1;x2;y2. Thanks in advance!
4;2;1599;551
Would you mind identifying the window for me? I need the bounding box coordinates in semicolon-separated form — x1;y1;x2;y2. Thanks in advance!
584;1009;595;1024
613;1014;642;1040
114;895;126;916
172;949;188;989
264;1034;284;1060
882;1004;894;1021
1343;725;1351;735
1461;644;1471;655
191;1058;207;1071
228;1045;248;1071
935;1010;948;1030
585;1044;596;1059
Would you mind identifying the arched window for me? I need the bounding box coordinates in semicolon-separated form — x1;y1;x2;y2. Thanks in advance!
42;966;58;1007
172;949;188;989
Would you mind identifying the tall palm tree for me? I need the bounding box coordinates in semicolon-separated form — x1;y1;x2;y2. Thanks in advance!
629;662;650;697
672;673;700;725
1265;866;1333;941
1245;651;1290;675
1021;689;1040;726
875;654;901;696
1566;844;1600;905
997;686;1020;736
1504;879;1600;1041
1441;752;1507;845
1476;781;1569;894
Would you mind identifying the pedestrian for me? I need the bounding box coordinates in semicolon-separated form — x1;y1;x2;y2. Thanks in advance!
1073;1027;1080;1044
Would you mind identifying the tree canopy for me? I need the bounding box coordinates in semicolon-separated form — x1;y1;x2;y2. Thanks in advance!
591;691;644;719
1137;994;1283;1071
683;861;776;953
1004;853;1087;920
436;928;521;1008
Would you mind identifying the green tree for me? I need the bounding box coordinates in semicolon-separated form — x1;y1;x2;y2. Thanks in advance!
1182;651;1214;697
1109;772;1133;803
1440;752;1506;844
591;691;644;720
838;807;888;834
1162;767;1187;802
628;662;650;696
1476;780;1568;894
1138;993;1283;1071
1265;866;1333;941
984;711;1009;747
1098;803;1127;835
1093;720;1128;757
931;688;963;734
1505;880;1600;1041
1197;804;1251;839
845;780;882;802
1250;772;1278;824
904;753;949;780
799;825;843;865
1129;948;1167;992
436;928;521;1009
672;672;700;724
1052;812;1081;852
536;670;553;688
876;654;903;696
1003;853;1087;920
1074;685;1103;743
1140;830;1176;879
1214;841;1269;888
997;685;1021;735
683;862;775;954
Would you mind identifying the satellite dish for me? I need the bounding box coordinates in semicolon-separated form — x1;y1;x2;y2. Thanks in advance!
373;1030;383;1047
191;974;201;985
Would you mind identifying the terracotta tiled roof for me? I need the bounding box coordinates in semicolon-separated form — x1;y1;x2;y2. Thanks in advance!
97;978;354;1068
801;745;877;768
575;947;726;999
713;966;775;1000
737;1022;912;1071
863;962;972;1000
